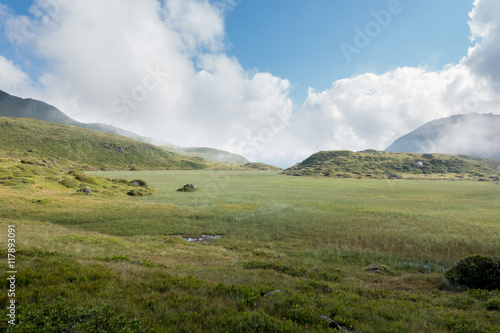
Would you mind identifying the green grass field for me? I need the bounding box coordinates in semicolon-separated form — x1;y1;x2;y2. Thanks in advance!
1;168;499;332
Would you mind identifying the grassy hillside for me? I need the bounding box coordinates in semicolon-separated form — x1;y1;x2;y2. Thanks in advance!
0;117;207;170
0;158;154;198
1;169;499;332
0;89;156;143
163;146;250;165
282;150;500;180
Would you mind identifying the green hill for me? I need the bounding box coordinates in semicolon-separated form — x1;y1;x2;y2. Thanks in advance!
0;89;158;143
282;150;500;180
0;117;206;170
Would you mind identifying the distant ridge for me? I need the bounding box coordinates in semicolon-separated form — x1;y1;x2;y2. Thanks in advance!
0;89;154;143
282;150;500;180
0;90;251;165
163;146;250;165
386;113;500;160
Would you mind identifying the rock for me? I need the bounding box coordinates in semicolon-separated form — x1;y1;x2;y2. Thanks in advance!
319;315;341;330
366;264;390;274
130;180;150;189
261;290;283;297
177;184;198;192
77;187;93;196
388;174;403;180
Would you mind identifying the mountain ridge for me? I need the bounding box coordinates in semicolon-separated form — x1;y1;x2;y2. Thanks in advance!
386;113;500;160
0;89;155;143
0;89;250;165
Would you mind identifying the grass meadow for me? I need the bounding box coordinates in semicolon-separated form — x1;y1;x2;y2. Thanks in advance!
1;169;499;332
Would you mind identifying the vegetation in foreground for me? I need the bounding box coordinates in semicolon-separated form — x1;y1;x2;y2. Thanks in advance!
283;150;500;180
0;162;499;332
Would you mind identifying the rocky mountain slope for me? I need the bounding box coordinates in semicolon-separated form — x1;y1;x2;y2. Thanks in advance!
386;113;500;160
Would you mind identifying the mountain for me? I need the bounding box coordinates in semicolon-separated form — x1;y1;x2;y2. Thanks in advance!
386;113;500;160
0;89;250;163
282;150;500;180
0;117;206;170
163;146;250;165
0;89;157;143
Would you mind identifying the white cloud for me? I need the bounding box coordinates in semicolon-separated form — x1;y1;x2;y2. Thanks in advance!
0;56;32;94
466;0;500;85
290;64;496;153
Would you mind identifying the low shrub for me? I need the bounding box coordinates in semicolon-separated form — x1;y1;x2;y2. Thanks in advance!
444;255;500;290
127;188;152;197
59;177;80;188
486;299;500;311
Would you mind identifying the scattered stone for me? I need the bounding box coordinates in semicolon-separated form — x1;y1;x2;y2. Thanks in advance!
183;234;222;243
319;315;341;330
177;184;198;192
366;264;390;274
261;290;283;297
131;261;143;264
416;161;424;168
77;187;93;196
388;174;403;180
130;179;150;189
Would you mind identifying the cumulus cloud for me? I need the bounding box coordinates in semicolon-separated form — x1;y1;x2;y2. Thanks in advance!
0;0;499;167
286;64;497;153
0;0;293;161
0;56;32;94
466;0;500;84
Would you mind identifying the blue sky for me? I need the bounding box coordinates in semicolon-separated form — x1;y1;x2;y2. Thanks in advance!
224;0;474;102
0;0;498;166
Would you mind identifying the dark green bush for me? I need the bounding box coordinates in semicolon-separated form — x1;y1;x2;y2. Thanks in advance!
68;170;102;186
127;188;152;197
486;299;500;311
59;177;80;188
444;255;500;290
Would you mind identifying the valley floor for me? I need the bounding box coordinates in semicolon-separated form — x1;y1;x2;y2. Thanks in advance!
1;170;499;332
